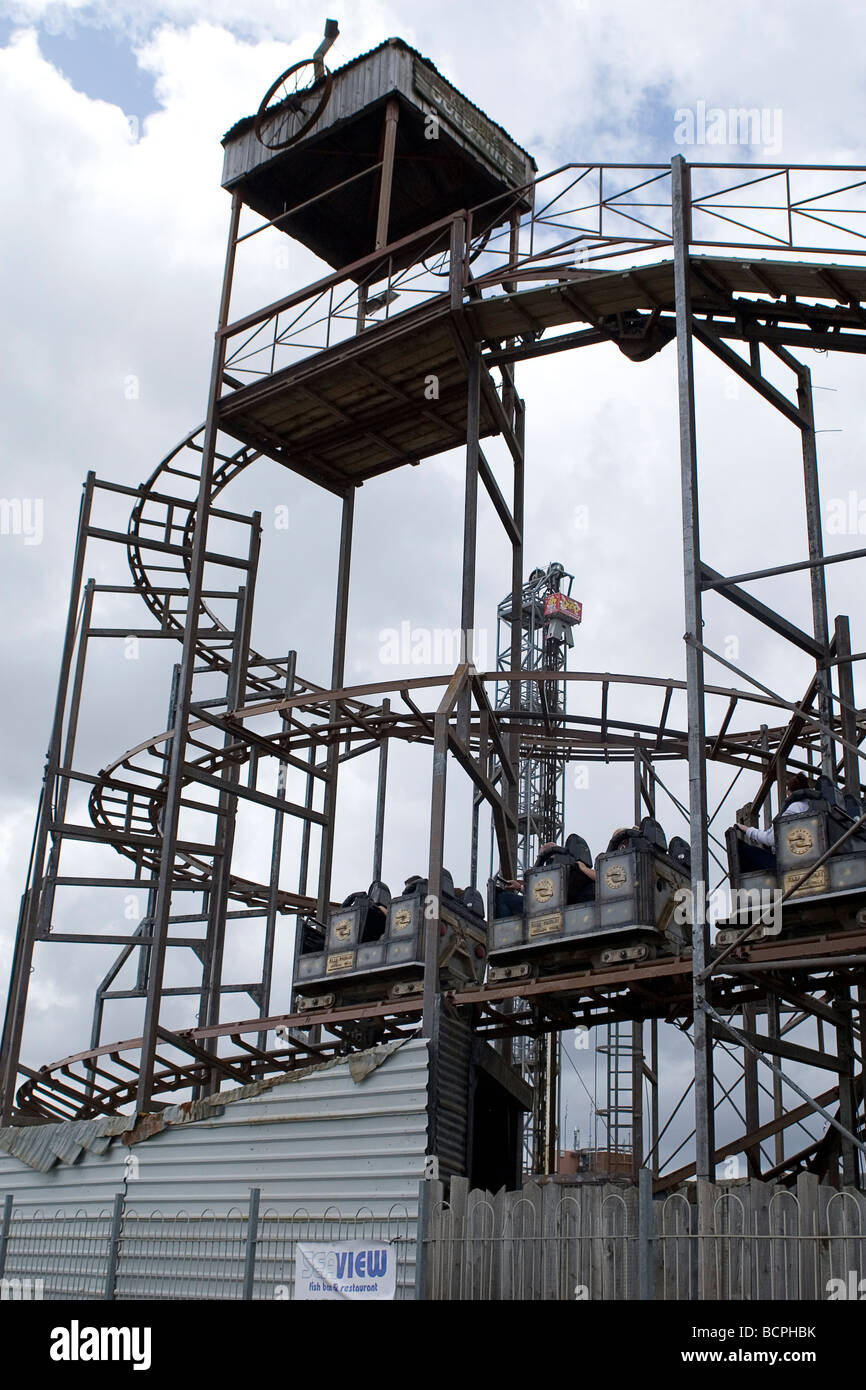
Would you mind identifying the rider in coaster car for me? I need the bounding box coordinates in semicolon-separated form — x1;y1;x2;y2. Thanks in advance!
735;771;813;872
606;817;667;854
496;835;596;916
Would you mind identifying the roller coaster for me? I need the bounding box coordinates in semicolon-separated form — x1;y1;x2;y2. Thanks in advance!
3;31;866;1193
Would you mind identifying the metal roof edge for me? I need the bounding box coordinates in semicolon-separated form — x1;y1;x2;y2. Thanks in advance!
221;36;535;167
0;1034;424;1171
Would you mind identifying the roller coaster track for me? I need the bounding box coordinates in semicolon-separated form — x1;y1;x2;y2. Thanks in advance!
83;424;378;910
67;413;812;948
13;207;866;1171
16;925;866;1186
82;405;848;917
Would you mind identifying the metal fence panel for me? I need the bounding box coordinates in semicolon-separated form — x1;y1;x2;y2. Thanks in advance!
0;1193;416;1301
113;1209;250;1301
1;1177;865;1301
1;1208;114;1300
251;1205;415;1301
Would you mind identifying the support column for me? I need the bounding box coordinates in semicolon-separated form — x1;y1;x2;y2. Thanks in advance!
742;1001;761;1176
507;392;525;871
40;578;96;936
258;651;296;1050
316;487;355;922
632;1018;645;1182
422;704;450;1166
650;1019;660;1179
457;351;481;744
796;367;834;780
0;473;96;1122
544;1031;559;1175
835;616;860;797
672;154;715;1179
374;98;400;251
767;994;785;1167
201;562;258;1043
372;699;390;882
138;191;244;1113
633;736;654;821
836;987;858;1187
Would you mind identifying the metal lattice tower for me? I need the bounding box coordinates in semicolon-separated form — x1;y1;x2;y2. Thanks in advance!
494;562;579;1172
495;562;576;873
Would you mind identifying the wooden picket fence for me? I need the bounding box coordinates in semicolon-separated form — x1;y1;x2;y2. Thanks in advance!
422;1174;866;1300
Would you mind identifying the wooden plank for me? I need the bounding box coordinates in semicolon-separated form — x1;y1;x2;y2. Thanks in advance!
730;1183;749;1301
623;1182;639;1300
588;1184;603;1301
502;1188;521;1301
751;1178;772;1300
524;1181;544;1301
657;1190;690;1300
696;1180;718;1301
794;1172;819;1300
448;1175;468;1301
491;1186;507;1302
652;1188;676;1301
464;1186;488;1299
541;1181;560;1299
426;1178;446;1300
478;1187;496;1300
600;1183;628;1299
817;1181;833;1301
558;1186;584;1302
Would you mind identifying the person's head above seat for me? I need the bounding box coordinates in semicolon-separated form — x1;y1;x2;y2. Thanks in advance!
607;826;636;852
786;771;810;797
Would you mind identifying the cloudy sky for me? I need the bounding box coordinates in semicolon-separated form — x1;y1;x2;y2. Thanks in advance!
1;0;865;1174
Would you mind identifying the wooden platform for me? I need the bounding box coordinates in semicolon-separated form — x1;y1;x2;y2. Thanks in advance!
216;255;866;492
217;296;501;492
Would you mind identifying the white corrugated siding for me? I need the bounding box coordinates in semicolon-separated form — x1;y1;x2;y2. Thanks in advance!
0;1040;429;1298
0;1039;429;1217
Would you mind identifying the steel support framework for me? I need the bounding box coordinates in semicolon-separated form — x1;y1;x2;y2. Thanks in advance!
2;149;866;1204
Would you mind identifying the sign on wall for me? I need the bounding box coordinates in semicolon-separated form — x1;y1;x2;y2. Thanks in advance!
294;1241;397;1300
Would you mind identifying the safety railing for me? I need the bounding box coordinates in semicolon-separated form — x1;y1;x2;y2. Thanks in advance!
469;161;866;286
218;160;866;390
221;212;468;385
0;1190;415;1301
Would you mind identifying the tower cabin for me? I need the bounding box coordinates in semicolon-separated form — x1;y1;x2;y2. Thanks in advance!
220;36;537;277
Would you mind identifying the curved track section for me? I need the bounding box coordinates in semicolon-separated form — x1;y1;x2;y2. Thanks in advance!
87;424;379;907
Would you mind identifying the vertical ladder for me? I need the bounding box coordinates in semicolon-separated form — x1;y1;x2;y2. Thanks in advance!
596;1022;635;1169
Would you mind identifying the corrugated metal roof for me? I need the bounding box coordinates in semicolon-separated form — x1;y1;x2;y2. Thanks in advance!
0;1038;429;1219
0;1115;133;1174
0;1036;414;1173
222;36;534;165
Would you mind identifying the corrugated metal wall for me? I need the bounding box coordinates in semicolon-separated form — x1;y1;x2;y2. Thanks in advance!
434;1008;472;1180
0;1038;429;1219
